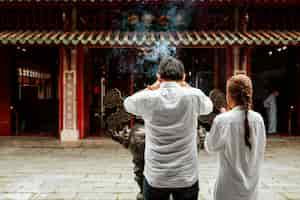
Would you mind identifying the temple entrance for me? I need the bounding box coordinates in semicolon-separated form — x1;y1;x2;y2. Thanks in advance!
12;47;59;136
84;47;227;137
84;48;143;137
251;46;299;135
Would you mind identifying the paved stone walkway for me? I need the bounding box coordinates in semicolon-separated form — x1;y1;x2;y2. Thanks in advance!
0;137;300;200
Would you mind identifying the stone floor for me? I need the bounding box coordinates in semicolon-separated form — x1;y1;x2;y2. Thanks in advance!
0;136;300;200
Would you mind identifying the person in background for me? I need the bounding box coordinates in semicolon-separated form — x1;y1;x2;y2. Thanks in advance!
263;89;280;135
124;56;213;200
198;89;226;131
205;74;266;200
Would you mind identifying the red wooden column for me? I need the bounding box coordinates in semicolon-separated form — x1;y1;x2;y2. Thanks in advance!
59;6;80;141
59;48;80;141
59;47;65;134
298;94;300;134
77;46;85;139
232;7;241;75
297;62;300;134
0;48;12;136
226;47;234;80
245;48;252;76
213;49;219;89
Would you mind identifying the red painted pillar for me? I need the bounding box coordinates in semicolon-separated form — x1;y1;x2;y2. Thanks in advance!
297;63;300;134
60;48;79;141
246;48;252;76
77;46;85;139
226;47;234;80
298;97;300;134
213;49;219;89
59;47;65;136
0;48;12;136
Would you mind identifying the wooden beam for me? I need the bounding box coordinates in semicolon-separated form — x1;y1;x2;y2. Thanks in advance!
71;6;77;31
213;49;219;89
1;1;300;8
233;7;241;74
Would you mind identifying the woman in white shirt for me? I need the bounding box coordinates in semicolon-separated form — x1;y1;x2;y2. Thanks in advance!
205;74;266;200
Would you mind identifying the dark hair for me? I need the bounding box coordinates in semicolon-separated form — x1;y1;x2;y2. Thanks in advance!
227;75;253;150
209;89;226;114
158;56;185;81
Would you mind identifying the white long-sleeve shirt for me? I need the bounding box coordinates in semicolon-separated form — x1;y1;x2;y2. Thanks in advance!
205;106;266;200
124;82;213;188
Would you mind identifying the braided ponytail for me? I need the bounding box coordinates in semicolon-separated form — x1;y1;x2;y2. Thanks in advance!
244;109;251;150
227;75;253;150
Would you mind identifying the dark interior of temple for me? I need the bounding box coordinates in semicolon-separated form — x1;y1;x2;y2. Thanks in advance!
10;47;59;136
251;46;299;134
85;48;227;136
